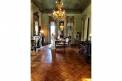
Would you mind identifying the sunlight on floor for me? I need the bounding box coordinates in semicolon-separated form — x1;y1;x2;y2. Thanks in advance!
82;78;91;81
46;48;52;63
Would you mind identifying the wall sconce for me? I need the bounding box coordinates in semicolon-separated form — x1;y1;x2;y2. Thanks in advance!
59;22;64;31
60;25;64;31
40;30;44;34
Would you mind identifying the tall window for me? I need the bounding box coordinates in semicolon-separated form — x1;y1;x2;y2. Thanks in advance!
50;21;55;45
35;21;38;35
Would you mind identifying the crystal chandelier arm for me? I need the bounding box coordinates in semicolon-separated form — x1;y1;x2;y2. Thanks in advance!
52;0;65;20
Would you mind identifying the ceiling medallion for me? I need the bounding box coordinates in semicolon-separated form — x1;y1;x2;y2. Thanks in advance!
52;0;65;20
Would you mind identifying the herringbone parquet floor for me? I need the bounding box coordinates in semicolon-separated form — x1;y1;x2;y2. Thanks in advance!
31;46;91;81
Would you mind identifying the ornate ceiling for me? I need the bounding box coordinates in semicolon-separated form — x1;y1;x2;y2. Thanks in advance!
32;0;91;13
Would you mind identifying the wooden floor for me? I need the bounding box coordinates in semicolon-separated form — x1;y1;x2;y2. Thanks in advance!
31;46;91;81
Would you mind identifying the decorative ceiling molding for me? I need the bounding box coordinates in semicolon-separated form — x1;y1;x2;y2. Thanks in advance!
31;0;91;13
40;9;82;13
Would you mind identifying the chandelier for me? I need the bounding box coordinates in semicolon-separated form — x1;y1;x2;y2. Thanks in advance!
52;0;65;20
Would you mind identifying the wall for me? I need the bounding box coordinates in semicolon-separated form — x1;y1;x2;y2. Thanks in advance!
41;13;83;43
81;4;91;41
66;14;82;39
31;2;42;36
41;13;49;43
40;13;83;43
31;2;50;44
31;3;91;43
